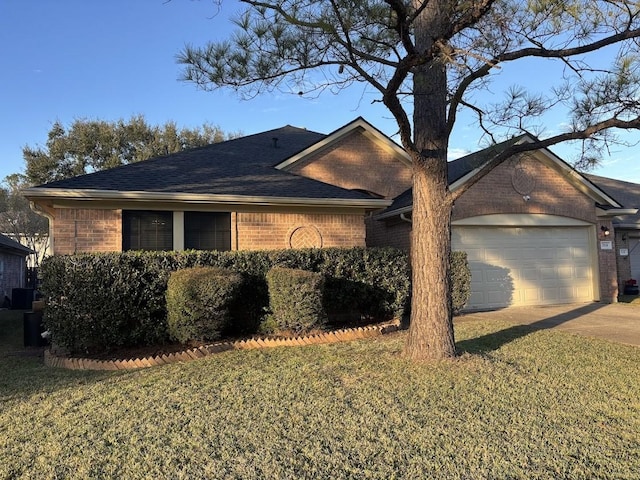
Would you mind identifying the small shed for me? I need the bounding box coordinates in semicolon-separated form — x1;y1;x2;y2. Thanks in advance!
0;233;34;307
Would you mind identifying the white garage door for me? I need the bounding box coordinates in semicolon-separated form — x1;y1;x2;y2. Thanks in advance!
452;226;595;310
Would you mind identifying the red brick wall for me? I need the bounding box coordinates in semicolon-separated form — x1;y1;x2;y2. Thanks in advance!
52;208;122;255
366;216;412;250
453;155;596;223
50;208;365;253
615;229;632;289
597;219;618;302
237;212;366;250
287;128;412;199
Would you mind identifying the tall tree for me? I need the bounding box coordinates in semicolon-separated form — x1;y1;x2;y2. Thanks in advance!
0;174;49;267
23;115;235;185
178;0;640;360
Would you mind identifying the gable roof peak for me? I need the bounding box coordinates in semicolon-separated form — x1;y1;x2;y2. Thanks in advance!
275;116;410;170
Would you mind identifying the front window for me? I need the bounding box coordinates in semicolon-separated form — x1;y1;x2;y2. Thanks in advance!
184;212;231;251
123;211;173;251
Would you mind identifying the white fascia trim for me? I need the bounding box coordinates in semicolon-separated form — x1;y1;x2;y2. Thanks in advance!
527;139;623;208
375;205;413;220
596;207;639;218
274;118;411;170
23;188;391;209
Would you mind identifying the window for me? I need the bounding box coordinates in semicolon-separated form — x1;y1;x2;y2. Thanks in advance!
184;212;231;251
123;211;173;251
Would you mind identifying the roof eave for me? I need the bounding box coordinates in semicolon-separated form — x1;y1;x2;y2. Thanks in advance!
375;205;413;220
596;207;639;218
22;188;391;210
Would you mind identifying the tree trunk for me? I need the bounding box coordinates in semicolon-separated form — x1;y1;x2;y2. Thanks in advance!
404;0;456;360
405;166;456;360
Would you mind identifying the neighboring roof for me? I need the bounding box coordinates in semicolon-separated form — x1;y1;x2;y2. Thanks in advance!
23;124;391;209
378;134;626;219
586;174;640;227
0;234;33;256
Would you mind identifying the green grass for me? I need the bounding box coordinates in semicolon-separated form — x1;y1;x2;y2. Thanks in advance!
1;311;639;479
0;309;25;354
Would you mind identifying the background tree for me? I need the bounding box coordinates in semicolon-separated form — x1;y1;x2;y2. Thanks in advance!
23;115;236;185
178;0;640;360
10;116;234;266
0;174;49;267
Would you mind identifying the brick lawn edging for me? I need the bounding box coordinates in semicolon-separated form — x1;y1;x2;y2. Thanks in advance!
44;320;401;371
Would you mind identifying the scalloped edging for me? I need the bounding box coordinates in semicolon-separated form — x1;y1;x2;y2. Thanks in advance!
43;321;402;371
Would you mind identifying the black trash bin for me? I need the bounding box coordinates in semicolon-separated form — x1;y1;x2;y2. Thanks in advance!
12;288;35;310
23;311;47;347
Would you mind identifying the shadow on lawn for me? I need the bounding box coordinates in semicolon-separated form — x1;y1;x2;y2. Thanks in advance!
456;302;607;355
0;310;117;401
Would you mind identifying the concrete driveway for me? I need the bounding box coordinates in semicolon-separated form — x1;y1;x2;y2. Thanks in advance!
456;302;640;347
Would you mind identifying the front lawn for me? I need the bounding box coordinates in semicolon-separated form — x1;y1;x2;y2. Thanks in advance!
1;311;639;479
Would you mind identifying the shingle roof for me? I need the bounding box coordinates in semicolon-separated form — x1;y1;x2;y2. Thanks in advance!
382;136;529;213
380;135;633;217
0;234;33;256
33;126;376;201
585;174;640;226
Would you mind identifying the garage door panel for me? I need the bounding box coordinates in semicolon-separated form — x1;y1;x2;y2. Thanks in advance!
557;266;574;278
572;247;589;259
484;267;511;283
465;248;486;262
574;265;591;279
452;226;595;310
519;268;539;282
542;287;561;302
540;267;557;280
522;288;541;303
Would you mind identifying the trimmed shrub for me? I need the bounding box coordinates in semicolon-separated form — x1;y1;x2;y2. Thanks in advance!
40;247;471;353
450;251;471;314
40;251;175;353
166;267;242;343
263;267;327;334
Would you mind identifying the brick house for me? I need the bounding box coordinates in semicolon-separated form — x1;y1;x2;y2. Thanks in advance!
585;174;640;293
23;118;407;254
0;233;33;305
23;119;638;310
372;134;637;309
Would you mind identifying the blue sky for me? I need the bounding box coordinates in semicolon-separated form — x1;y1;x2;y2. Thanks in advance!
1;0;639;184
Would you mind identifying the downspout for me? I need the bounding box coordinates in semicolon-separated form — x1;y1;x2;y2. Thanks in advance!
400;213;412;223
29;201;55;257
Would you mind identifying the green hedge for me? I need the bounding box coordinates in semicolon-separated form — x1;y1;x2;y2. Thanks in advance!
166;267;243;343
40;247;469;353
450;251;471;315
264;267;327;334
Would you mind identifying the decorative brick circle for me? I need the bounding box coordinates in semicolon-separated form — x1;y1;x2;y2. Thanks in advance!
289;225;323;248
511;157;536;195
